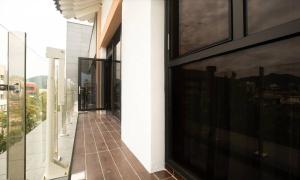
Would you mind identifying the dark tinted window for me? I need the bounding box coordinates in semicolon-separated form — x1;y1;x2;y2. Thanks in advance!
178;0;230;56
171;36;300;179
247;0;300;33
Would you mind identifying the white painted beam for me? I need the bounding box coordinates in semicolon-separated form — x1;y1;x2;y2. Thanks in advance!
77;13;95;21
75;5;100;18
74;1;101;11
56;0;102;21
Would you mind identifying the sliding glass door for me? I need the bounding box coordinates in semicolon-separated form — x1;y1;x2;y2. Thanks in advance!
107;26;121;120
166;0;300;179
171;37;300;180
78;58;109;111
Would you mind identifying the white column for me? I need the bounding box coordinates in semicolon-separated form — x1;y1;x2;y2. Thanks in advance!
45;47;67;179
58;58;67;136
122;0;165;173
45;58;55;177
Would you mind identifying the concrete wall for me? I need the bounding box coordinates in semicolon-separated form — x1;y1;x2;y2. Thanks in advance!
66;22;93;97
122;0;165;173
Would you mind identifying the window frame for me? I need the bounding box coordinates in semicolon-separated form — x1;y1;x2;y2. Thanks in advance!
244;0;300;36
165;0;300;179
171;0;233;58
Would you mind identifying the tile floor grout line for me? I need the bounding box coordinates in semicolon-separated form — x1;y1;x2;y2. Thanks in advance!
110;116;121;128
110;118;121;129
108;121;121;134
84;147;120;155
88;116;106;180
103;115;120;130
95;115;110;152
100;115;124;179
161;175;177;180
119;147;143;180
96;120;109;132
93;129;119;133
82;115;88;180
106;118;121;132
105;118;141;180
103;118;121;148
153;173;160;180
108;119;120;131
104;116;121;138
105;116;141;180
157;171;178;180
104;116;141;180
95;113;123;179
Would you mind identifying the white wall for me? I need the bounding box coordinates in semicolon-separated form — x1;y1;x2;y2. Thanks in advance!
150;0;165;172
122;0;165;173
101;0;113;31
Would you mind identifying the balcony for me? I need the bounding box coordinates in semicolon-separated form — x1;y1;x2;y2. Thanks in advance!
71;112;175;180
0;22;175;180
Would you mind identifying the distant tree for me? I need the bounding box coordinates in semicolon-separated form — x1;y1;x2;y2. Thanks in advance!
0;132;6;153
39;91;47;121
0;111;7;129
26;95;40;134
0;111;7;153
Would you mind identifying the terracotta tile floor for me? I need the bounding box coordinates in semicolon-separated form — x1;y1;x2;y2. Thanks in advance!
71;111;177;180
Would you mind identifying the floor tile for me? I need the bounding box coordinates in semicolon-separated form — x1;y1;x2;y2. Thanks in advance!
98;151;121;180
154;170;172;179
86;153;103;180
71;112;176;180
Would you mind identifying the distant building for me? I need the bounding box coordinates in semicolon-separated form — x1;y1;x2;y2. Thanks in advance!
66;22;93;99
26;82;38;96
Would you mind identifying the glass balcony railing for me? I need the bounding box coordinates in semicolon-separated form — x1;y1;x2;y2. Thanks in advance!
0;24;78;180
0;24;8;180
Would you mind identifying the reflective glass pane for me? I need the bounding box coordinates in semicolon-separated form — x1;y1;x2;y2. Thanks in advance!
25;47;48;180
7;32;26;180
0;26;8;180
112;41;121;119
112;61;121;119
172;36;300;179
178;0;230;55
79;59;108;111
247;0;300;34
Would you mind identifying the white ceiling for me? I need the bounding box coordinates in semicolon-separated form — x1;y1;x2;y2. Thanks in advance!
55;0;102;22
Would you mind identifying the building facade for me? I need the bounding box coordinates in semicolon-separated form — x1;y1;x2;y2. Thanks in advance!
66;22;93;97
55;0;300;179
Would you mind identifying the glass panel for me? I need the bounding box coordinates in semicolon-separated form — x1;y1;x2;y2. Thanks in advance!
172;67;211;178
247;0;300;34
79;59;108;111
112;41;121;119
0;26;8;180
25;48;48;180
79;60;93;110
178;0;230;55
7;32;26;180
171;36;300;179
112;62;121;119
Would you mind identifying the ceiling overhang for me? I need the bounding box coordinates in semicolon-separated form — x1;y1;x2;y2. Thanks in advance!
53;0;102;22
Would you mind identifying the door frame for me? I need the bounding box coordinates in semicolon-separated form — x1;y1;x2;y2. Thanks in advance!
78;57;106;111
106;25;122;119
78;57;121;111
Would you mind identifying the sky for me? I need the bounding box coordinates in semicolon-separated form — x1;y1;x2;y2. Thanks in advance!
0;0;92;78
